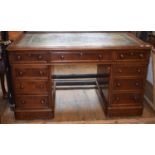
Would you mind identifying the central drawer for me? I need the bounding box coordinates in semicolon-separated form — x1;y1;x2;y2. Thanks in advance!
51;51;113;62
15;95;49;109
14;80;49;94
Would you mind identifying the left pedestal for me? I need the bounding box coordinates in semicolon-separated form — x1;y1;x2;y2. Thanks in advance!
9;51;54;120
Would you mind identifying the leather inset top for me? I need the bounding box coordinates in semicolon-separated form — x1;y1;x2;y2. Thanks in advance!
14;32;140;49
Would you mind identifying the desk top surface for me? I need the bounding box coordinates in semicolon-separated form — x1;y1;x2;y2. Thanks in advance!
8;32;149;50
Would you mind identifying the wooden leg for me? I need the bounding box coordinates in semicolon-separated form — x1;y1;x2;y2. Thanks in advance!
0;74;7;99
96;64;110;114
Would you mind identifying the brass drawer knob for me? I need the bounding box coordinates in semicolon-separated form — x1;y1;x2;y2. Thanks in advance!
60;55;64;60
120;54;125;59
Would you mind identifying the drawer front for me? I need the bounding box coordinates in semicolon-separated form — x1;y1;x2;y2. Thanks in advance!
9;52;49;63
14;80;48;94
12;65;49;79
116;51;149;61
112;93;143;106
113;65;145;77
113;78;143;91
51;51;113;62
15;95;49;109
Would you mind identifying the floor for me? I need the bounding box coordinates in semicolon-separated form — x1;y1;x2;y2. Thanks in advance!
1;65;155;124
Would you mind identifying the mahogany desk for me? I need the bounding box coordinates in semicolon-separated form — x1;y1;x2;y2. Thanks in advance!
7;32;151;120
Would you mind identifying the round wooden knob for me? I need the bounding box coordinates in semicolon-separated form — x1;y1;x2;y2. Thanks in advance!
28;53;32;57
40;85;44;89
41;99;45;104
139;53;144;58
133;96;138;101
18;71;23;76
137;69;141;73
120;54;125;59
130;52;134;56
21;100;25;104
38;55;43;60
118;68;122;73
98;54;102;59
39;71;44;76
107;66;111;72
115;97;120;101
116;82;121;87
79;52;83;56
135;82;140;87
60;55;64;60
19;84;24;89
17;55;21;60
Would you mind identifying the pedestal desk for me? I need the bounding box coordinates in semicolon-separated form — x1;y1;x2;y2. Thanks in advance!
7;32;151;120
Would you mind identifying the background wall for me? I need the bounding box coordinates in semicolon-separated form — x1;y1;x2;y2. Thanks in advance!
147;57;153;84
146;31;155;84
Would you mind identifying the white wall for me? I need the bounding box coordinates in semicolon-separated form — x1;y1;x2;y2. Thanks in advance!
147;57;153;84
146;31;155;84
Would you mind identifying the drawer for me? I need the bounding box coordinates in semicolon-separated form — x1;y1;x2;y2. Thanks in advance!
9;51;49;63
112;93;143;106
113;78;144;91
51;51;113;62
113;65;145;77
15;95;49;109
14;80;48;94
12;65;49;79
116;51;149;61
